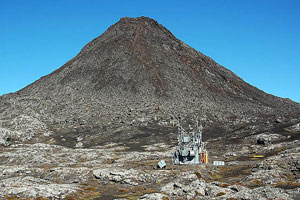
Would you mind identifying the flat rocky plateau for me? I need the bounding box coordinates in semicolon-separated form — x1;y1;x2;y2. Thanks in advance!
0;17;299;199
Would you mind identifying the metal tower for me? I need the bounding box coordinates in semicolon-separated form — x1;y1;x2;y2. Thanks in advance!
173;121;207;165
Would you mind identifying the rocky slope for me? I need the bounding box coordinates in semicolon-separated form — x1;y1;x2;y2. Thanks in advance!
3;17;300;123
0;16;299;199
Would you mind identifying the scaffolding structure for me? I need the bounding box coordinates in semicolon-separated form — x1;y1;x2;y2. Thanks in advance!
173;121;207;165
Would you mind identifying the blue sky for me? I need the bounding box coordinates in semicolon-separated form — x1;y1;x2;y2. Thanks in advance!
1;0;299;102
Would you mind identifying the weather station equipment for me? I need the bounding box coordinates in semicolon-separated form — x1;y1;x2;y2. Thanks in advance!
173;121;208;165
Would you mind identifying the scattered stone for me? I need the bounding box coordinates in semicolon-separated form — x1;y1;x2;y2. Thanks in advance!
139;193;168;199
0;176;77;199
255;133;287;145
75;142;83;148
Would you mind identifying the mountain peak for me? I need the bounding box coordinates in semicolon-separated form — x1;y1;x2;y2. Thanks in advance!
109;16;164;32
119;16;158;23
94;16;178;46
17;16;300;125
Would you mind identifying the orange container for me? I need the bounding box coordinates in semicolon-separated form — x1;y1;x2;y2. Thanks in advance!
201;151;207;164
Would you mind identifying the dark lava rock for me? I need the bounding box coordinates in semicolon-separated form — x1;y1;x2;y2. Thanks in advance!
257;138;267;145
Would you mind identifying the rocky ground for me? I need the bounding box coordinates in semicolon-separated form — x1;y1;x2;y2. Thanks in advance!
0;113;299;200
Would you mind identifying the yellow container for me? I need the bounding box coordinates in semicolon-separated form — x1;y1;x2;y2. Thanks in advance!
251;155;264;158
